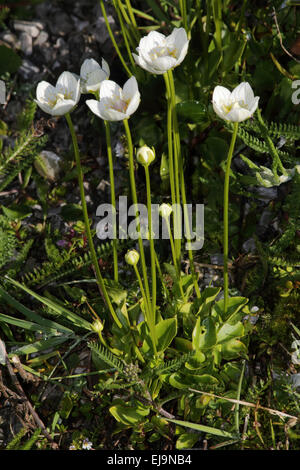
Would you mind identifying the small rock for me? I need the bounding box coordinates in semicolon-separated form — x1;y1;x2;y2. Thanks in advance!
34;151;63;182
18;59;40;79
19;32;33;56
34;31;49;47
0;31;20;48
13;20;42;38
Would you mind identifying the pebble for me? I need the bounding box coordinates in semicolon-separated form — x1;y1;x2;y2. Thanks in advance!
0;31;20;48
13;20;43;38
34;30;49;47
18;59;40;79
19;32;33;56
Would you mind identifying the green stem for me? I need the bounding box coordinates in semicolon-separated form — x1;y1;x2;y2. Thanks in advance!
99;0;132;77
65;113;122;329
113;0;137;69
179;0;188;33
165;71;181;265
165;219;185;300
123;119;152;317
167;69;201;299
133;264;157;355
163;73;176;210
145;165;157;318
223;121;239;314
104;120;118;283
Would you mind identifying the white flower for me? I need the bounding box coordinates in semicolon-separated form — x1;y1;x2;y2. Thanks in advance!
136;145;155;166
86;76;140;121
212;82;259;122
35;71;80;116
133;28;189;75
80;58;110;94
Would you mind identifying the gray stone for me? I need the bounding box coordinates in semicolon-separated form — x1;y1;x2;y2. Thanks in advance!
34;30;49;47
18;59;40;79
0;31;20;48
13;20;43;38
19;32;33;56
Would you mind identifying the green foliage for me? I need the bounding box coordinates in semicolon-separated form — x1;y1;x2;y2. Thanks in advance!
0;216;16;269
0;129;47;192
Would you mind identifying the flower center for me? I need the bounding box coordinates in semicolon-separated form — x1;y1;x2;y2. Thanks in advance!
47;89;74;108
108;94;130;113
149;45;177;60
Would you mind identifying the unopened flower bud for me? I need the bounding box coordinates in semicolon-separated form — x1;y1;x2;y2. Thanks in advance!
159;203;173;219
91;319;104;334
125;249;140;266
136;145;155;167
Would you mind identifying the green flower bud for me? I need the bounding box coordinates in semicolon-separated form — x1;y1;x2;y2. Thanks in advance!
91;319;104;334
125;249;140;266
136;145;155;167
159;203;173;219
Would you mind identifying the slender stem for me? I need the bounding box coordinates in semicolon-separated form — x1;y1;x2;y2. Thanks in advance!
123;119;152;316
145;165;157;318
99;0;132;77
65;113;122;329
179;0;188;32
124;0;140;36
104;120;118;283
133;264;157;355
165;218;185;300
163;73;176;209
164;71;181;264
223;121;239;314
113;0;137;69
167;69;201;298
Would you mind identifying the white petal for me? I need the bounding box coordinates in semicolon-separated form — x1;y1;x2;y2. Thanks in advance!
101;58;110;77
99;80;122;100
125;90;140;116
212;86;231;106
86;69;108;93
132;53;157;74
231;82;254;106
56;71;79;98
167;28;188;54
86;99;102;119
248;96;260;115
226;107;252;122
52;100;76;116
212;102;227;121
80;58;100;80
122;76;139;101
152;56;177;73
34;98;54;115
98;100;128;121
36;81;56;103
140;31;166;57
174;40;189;66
